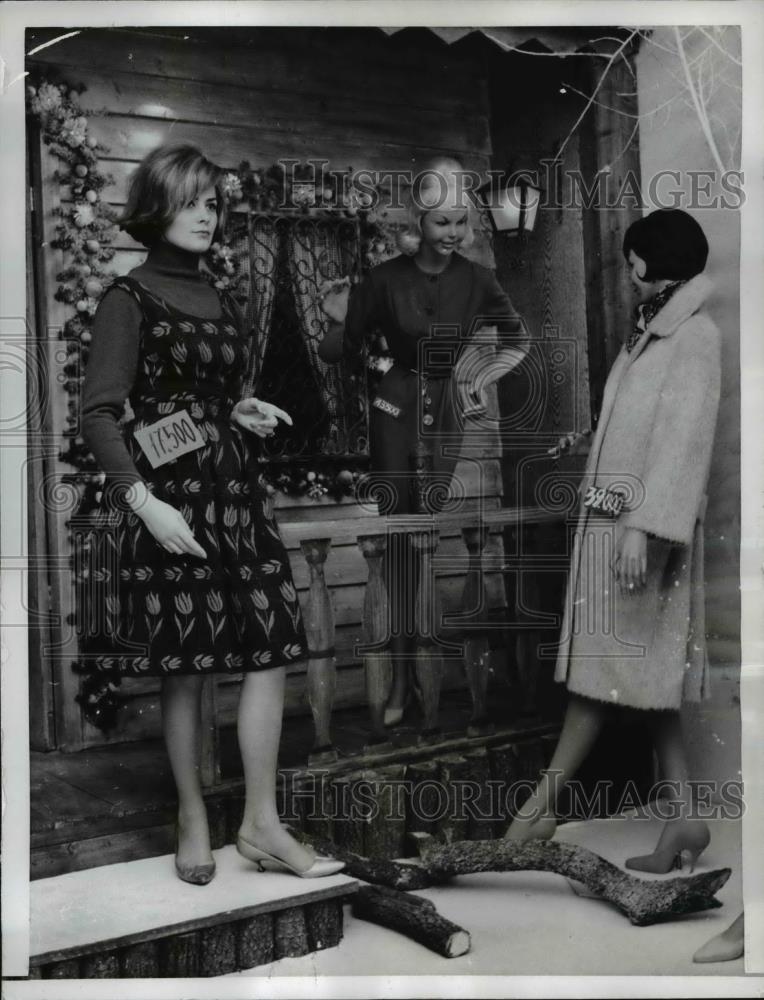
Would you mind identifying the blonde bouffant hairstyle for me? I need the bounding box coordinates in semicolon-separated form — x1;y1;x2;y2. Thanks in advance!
396;156;476;256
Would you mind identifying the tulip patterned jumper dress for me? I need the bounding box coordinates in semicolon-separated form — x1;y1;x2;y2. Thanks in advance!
81;267;307;677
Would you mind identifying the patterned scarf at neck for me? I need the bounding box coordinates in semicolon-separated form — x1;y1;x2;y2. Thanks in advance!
627;279;687;353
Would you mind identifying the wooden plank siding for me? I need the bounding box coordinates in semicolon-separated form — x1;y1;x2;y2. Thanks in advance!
483;42;594;508
27;131;58;751
27;26;511;750
33;138;90;751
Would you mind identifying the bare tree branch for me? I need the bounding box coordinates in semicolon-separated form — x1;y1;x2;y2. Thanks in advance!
562;81;681;120
605;119;641;170
553;29;640;163
480;32;616;59
673;25;727;173
696;26;743;66
476;25;740;178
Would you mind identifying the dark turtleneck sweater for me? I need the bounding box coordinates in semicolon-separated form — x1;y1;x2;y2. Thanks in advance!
81;240;233;487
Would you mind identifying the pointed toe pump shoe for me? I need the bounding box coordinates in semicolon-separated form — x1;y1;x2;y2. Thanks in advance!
174;827;216;885
625;821;710;875
236;835;345;878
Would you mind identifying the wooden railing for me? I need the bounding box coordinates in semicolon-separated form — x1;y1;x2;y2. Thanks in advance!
194;505;568;783
284;507;566;762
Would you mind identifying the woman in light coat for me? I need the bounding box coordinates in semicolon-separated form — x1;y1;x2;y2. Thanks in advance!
506;209;721;874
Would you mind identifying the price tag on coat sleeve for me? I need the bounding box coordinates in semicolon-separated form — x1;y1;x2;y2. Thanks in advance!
133;409;205;468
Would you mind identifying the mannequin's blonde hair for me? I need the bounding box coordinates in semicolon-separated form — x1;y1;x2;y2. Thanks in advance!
396;156;476;255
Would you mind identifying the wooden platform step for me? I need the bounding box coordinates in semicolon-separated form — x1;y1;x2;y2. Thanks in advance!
32;710;563;880
29;845;357;978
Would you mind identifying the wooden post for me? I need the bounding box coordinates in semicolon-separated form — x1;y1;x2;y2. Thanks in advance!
460;525;493;734
361;765;407;860
26;152;56;751
358;533;392;746
237;913;275;970
405;759;440;839
300;538;338;764
274;907;311;960
515;525;541;718
199;677;220;788
410;528;443;739
437;753;471;845
159;932;199;977
410;440;434;514
34;137;86;751
120;940;160;977
462;747;495;841
305;899;344;953
332;774;366;855
488;741;523;836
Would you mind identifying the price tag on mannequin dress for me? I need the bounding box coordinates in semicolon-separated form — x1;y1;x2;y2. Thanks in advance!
133;409;205;468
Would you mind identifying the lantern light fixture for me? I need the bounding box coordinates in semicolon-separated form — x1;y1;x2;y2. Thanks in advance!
477;173;542;237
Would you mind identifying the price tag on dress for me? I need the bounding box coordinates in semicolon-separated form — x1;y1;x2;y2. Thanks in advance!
133;409;205;468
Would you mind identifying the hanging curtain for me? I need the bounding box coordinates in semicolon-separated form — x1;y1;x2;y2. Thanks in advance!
240;216;281;399
285;219;357;453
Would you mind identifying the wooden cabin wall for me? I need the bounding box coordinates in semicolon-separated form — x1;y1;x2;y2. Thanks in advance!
482;45;594;509
481;43;642;711
484;43;642;507
27;27;509;751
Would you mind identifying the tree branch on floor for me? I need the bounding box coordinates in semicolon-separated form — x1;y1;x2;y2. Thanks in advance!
300;831;731;927
352;884;470;958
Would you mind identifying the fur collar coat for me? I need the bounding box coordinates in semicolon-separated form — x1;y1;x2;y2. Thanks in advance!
553;273;722;709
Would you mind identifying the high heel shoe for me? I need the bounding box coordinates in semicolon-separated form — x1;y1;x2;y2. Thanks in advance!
236;835;345;878
692;913;744;963
174;825;216;886
624;821;710;874
384;689;414;728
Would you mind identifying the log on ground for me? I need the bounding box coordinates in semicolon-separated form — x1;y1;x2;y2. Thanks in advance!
297;830;434;890
414;835;732;927
352;884;470;958
297;830;730;926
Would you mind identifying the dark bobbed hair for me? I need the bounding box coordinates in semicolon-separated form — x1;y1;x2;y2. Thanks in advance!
622;209;709;282
118;144;227;248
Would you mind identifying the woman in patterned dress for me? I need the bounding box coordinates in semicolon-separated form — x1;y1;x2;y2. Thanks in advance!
82;144;343;883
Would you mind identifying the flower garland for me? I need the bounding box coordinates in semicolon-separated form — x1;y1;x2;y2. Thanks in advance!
260;465;365;502
219;160;402;268
27;79;128;729
27;80;121;476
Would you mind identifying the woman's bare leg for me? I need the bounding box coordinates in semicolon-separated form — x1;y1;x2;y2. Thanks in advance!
162;674;213;868
652;710;693;811
646;709;709;846
237;666;315;870
505;694;607;840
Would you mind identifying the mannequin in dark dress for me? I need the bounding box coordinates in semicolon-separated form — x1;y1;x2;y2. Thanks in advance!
83;144;343;882
319;158;529;724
